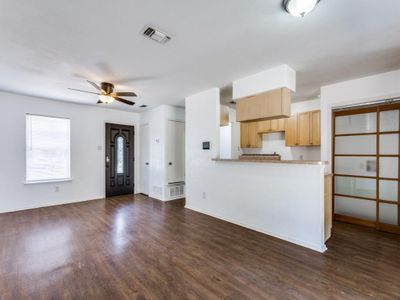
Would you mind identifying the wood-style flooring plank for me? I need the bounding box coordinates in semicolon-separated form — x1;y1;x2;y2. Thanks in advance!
0;194;399;299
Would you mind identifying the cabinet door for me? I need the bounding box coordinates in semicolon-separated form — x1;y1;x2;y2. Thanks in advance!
298;112;311;146
311;110;321;146
248;122;262;148
240;122;250;148
285;115;298;146
240;122;261;148
257;120;271;133
270;119;286;132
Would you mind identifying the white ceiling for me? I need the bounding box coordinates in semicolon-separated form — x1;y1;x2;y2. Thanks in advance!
1;0;399;111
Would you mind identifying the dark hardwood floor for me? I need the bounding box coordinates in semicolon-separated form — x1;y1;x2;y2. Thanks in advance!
0;195;399;299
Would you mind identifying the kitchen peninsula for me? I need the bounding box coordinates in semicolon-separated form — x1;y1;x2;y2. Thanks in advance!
185;66;331;253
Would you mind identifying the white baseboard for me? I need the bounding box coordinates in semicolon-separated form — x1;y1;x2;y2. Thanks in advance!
185;205;327;253
0;196;104;214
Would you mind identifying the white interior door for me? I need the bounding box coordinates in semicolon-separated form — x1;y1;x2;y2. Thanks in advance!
167;120;185;183
140;124;150;195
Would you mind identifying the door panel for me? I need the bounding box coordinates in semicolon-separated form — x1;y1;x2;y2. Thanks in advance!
106;123;135;197
140;124;150;195
167;121;185;183
333;104;400;233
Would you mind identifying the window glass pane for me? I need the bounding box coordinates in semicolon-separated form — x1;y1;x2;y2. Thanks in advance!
380;110;399;132
379;203;398;225
335;135;376;155
379;134;398;155
379;180;398;202
335;176;376;199
26;115;71;181
334;196;376;221
335;113;376;135
116;136;124;174
379;157;398;179
335;157;376;177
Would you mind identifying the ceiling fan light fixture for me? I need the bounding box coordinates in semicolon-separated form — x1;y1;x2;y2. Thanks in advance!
99;94;115;104
283;0;320;18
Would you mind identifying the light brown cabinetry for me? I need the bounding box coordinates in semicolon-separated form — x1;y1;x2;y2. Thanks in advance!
236;88;291;122
298;112;312;146
257;119;285;133
240;121;262;148
285;115;298;146
311;110;321;145
285;110;321;147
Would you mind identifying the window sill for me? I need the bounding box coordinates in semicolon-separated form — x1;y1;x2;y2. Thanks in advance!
24;178;73;185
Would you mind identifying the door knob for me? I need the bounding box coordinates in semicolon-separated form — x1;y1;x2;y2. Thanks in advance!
145;162;149;165
106;156;110;163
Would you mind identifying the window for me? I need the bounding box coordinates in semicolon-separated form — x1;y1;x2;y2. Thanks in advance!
26;115;71;183
116;136;124;174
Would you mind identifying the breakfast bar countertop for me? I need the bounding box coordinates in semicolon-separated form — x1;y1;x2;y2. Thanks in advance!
212;158;327;165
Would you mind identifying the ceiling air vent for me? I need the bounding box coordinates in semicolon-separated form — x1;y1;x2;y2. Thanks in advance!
142;26;171;44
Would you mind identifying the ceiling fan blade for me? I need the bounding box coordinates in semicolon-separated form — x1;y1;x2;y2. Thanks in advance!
113;91;137;97
114;97;135;106
87;80;103;91
68;88;100;95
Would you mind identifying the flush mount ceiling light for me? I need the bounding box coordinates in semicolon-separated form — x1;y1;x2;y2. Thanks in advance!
283;0;320;18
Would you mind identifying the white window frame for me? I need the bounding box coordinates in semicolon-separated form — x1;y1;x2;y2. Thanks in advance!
25;114;72;184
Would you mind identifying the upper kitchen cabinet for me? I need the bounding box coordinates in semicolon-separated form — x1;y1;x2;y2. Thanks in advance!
311;110;321;145
285;115;298;146
298;111;312;146
236;88;291;122
285;110;321;147
240;121;262;148
257;119;285;133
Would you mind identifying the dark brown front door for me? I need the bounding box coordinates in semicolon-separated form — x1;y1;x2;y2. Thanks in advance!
106;123;135;197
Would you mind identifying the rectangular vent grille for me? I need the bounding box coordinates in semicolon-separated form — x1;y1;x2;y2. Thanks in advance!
168;185;185;198
142;26;171;44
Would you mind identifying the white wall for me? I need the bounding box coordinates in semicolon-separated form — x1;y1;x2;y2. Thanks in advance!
241;99;321;160
0;91;140;213
186;88;326;252
140;105;185;200
219;124;232;159
321;69;400;170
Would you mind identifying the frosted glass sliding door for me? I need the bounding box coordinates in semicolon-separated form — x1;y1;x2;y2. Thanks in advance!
333;105;400;233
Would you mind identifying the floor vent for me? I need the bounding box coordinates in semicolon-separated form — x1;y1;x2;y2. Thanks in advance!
142;26;171;44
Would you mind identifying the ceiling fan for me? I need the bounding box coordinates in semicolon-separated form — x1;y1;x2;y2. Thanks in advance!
69;80;136;106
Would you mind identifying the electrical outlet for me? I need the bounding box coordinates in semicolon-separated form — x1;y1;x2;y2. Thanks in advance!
202;192;206;199
55;186;60;192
